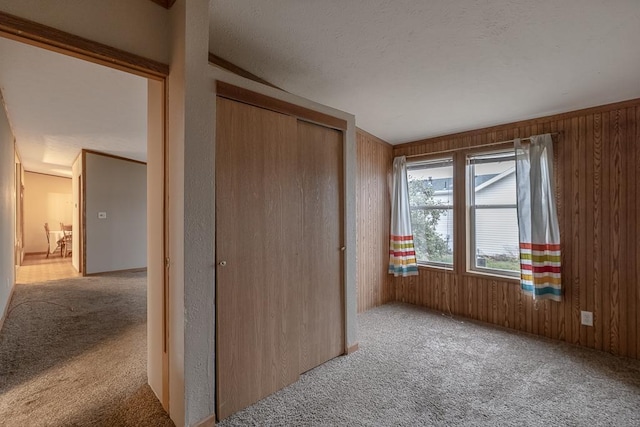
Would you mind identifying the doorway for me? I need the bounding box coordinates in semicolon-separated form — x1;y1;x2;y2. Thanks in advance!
0;16;169;418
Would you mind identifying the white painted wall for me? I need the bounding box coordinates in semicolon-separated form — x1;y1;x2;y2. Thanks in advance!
84;152;146;274
23;172;72;254
169;1;214;424
0;92;15;328
0;0;170;63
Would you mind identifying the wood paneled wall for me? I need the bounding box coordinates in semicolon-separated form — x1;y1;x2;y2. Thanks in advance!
391;98;640;360
356;129;393;313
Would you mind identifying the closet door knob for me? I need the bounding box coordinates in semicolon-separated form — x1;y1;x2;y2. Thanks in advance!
219;261;227;267
340;247;346;251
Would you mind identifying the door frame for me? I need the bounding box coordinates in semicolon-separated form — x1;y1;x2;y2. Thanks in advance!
0;10;171;411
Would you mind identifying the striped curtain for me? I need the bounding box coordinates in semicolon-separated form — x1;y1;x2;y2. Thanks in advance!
515;134;561;301
388;156;419;277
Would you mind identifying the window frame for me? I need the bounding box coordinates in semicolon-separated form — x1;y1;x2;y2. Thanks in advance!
466;150;520;278
406;156;455;270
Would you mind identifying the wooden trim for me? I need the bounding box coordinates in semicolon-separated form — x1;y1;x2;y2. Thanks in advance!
149;0;177;9
397;98;640;150
209;53;279;90
82;149;147;165
0;283;15;334
356;127;392;147
193;413;216;427
0;11;169;80
82;151;87;277
453;151;467;276
216;81;348;131
23;170;71;180
84;267;148;277
462;271;519;285
416;264;454;274
161;79;170;411
346;343;359;354
24;251;47;255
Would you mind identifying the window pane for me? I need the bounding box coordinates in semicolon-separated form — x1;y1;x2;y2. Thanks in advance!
474;208;519;273
407;158;454;266
469;151;519;275
410;208;453;264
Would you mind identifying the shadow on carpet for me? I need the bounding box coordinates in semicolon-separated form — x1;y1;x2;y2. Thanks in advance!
0;272;174;426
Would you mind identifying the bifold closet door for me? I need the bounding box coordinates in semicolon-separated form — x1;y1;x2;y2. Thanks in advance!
298;120;345;373
215;97;301;420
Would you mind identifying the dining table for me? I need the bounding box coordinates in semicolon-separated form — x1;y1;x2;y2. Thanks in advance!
48;230;71;256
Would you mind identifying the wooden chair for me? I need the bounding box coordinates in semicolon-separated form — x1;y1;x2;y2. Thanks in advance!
44;222;65;258
60;222;73;257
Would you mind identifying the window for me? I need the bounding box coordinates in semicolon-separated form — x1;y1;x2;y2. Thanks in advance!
407;158;454;268
467;151;519;276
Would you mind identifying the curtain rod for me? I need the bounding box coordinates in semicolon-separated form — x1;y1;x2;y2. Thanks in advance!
404;131;562;159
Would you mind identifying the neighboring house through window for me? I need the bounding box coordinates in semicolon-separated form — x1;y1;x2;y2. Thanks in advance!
406;150;520;278
468;151;519;277
407;158;454;268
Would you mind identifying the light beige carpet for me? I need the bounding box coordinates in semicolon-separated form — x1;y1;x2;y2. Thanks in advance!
0;271;173;427
219;302;640;426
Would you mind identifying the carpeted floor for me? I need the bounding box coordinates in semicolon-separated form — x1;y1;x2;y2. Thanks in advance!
219;302;640;426
0;271;173;427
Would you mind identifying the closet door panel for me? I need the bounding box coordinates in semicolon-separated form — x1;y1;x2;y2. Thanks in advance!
216;97;301;420
298;120;345;373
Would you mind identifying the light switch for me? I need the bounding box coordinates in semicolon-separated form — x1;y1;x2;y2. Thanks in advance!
98;212;107;219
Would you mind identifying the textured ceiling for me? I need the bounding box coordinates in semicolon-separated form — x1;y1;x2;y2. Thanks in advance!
0;37;147;177
209;0;640;144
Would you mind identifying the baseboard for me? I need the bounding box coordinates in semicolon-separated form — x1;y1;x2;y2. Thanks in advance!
192;413;216;427
346;343;359;355
24;251;47;255
85;267;147;276
0;281;16;333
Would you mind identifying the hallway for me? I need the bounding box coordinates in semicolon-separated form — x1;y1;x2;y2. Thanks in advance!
16;253;80;284
0;271;172;426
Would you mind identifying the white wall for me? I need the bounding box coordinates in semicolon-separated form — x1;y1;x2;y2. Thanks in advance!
23;172;72;253
0;92;15;328
84;152;146;274
0;0;169;63
169;1;213;424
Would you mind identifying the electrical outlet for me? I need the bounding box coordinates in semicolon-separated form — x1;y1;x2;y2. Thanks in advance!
581;310;593;326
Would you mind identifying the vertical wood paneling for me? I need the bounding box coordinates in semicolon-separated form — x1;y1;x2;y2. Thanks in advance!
636;106;640;357
356;129;393;313
601;112;612;353
592;112;603;351
387;98;640;360
610;110;622;355
626;107;637;359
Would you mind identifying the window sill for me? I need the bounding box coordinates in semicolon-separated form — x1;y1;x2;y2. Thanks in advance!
417;263;454;274
463;270;520;284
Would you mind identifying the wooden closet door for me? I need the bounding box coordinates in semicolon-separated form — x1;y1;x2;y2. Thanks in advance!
216;97;301;420
298;120;345;373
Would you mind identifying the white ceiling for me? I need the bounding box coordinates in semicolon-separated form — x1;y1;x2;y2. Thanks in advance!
209;0;640;144
0;37;147;177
